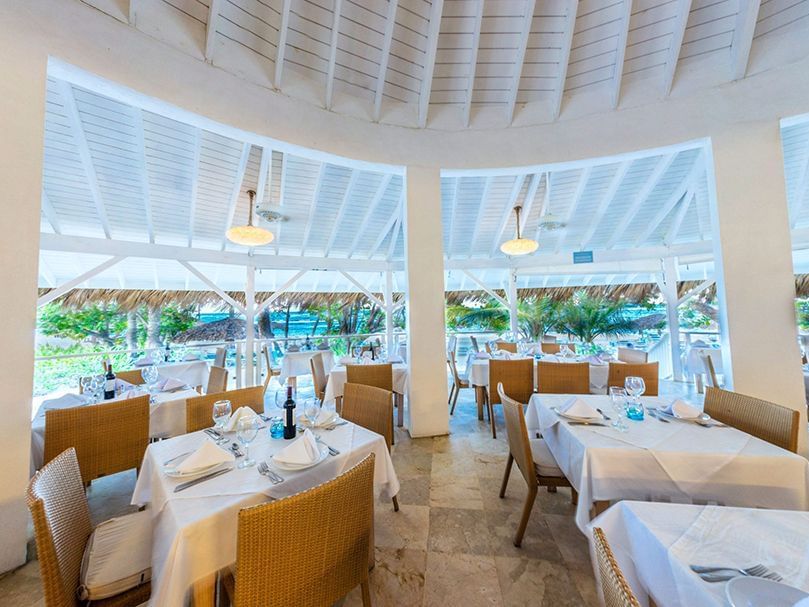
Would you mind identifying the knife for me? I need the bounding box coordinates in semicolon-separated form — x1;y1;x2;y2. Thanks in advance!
174;468;232;493
568;421;607;427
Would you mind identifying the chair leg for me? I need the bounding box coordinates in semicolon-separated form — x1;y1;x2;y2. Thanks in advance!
450;385;460;415
499;453;514;498
448;383;455;407
514;486;538;547
392;495;400;512
489;400;497;439
571;487;578;505
360;580;372;607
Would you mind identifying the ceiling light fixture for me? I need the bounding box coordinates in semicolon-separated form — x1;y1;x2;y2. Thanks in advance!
226;189;274;247
500;205;538;256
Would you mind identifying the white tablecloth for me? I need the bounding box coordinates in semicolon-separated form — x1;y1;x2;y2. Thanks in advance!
467;356;610;394
589;501;809;607
525;394;809;532
323;363;409;403
30;387;200;474
278;350;336;383
683;346;723;376
155;360;210;388
132;422;399;606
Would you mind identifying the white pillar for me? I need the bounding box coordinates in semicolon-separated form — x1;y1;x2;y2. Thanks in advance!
384;270;395;352
244;263;256;387
507;268;519;337
404;166;449;437
708;121;807;454
0;42;45;570
660;257;684;381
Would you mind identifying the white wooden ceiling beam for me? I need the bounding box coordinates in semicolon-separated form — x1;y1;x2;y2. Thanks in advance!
534;172;552;241
348;174;393;258
418;0;444;128
274;0;292;89
131;108;154;244
373;0;399;121
677;277;714;307
552;0;578;119
490;175;526;257
300;163;327;256
339;271;387;308
255;269;308;315
275;152;286;255
58;80;112;239
518;173;542;234
463;0;485;128
664;189;694;245
38;256;126;307
221;143;252;250
205;0;223;61
730;0;761;80
325;0;343;109
386;210;403;260
611;0;633;109
255;146;271;208
446;177;461;257
556;166;592;253
505;0;536;125
188;129;201;248
39;257;57;288
179;261;246;313
467;177;493;258
579;160;632;249
461;270;509;307
368;197;403;259
662;0;692;95
128;0;138;25
41;191;61;234
324;171;360;256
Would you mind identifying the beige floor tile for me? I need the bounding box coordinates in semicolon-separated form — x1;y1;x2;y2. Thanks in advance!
423;552;503;607
343;548;427;607
429;474;484;510
494;556;586;606
427;507;496;555
375;504;430;551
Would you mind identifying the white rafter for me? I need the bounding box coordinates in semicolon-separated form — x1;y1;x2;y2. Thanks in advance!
188;129;201;248
220;143;252;250
490;175;526;257
730;0;761;80
579;160;632;249
467;177;493;258
446;177;461;257
128;0;138;25
556;166;592;253
662;0;692;95
386;215;402;260
462;270;509;307
664;189;694;245
368;196;403;259
300;163;328;256
131;108;154;243
348;174;392;258
274;0;292;89
339;271;387;308
605;153;677;249
255;146;271;209
374;0;399;121
205;0;223;61
38;256;126;307
255;270;308;315
275;152;286;255
418;0;444;128
39;257;57;288
611;0;633;109
324;171;360;256
41;190;61;234
463;0;485;128
325;0;343;109
552;0;578;119
518;173;542;233
534;172;552;241
179;261;246;313
505;0;536;125
58;80;112;239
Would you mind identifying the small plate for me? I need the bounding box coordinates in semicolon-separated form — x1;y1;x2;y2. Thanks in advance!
164;460;229;479
272;446;329;471
726;577;808;607
551;406;603;423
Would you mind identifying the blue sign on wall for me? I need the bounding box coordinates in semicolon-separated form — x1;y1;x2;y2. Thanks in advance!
573;250;594;264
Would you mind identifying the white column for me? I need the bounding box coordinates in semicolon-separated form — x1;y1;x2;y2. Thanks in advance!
660;257;684;381
244;263;256;387
0;43;46;570
708;121;807;454
384;270;395;352
507;268;519;336
404;166;449;437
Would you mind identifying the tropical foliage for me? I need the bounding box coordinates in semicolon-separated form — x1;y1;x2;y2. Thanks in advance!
555;291;635;343
447;296;561;341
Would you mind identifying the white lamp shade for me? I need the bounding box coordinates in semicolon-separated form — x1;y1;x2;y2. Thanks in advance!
500;237;538;256
226;225;274;246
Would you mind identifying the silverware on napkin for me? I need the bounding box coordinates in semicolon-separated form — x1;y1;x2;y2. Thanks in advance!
568;421;607;427
163;451;193;466
647;408;670;423
173;468;232;493
690;563;783;582
315;436;340;456
258;461;284;484
596;408;611;421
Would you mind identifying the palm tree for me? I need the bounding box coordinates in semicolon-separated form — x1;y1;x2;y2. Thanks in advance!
556;291;634;343
449;296;560;340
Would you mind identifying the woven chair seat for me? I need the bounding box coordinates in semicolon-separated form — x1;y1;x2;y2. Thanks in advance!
529;438;564;477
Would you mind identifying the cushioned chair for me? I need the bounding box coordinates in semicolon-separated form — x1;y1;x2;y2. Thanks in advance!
607;362;659;396
704;387;800;452
346;363;393;392
498;384;574;547
309;352;328;402
343;382;399;511
220;454;376;607
27;448;151;607
540;343;576;355
537;361;590;394
495;341;518;354
44;396;150;485
592;527;641;607
206;365;228;394
486;358;534;439
447;350;470;415
185;386;265;433
617;347;648;364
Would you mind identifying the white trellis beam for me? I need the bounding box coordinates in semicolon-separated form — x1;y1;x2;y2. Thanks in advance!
490;175;526;257
205;0;223;61
324;0;343;109
505;0;536;124
418;0;444;128
552;0;578;119
38;256;126;307
384;269;395;350
507;269;519;335
446;177;461;257
255;269;308;315
274;0;292;89
677;277;715;307
461;270;509;308
467;177;493;258
179;261;246;314
339;271;386;309
368;196;403;259
348;174;393;258
580;160;632;249
374;0;399;121
300;163;327;256
660;256;684;380
221;143;252;250
610;0;633;109
662;0;692;95
664;189;694;245
463;0;485;128
41;190;61;234
324;171;360;256
557;166;592;253
730;0;762;80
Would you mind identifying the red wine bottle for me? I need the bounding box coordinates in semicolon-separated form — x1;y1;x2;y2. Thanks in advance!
104;365;116;400
283;385;297;439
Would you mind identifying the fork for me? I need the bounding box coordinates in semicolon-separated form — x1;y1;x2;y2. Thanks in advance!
315;436;340;456
257;461;284;484
691;564;783;582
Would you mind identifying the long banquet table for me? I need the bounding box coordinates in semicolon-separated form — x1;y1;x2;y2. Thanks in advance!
132;421;399;606
589;501;809;607
526;394;809;532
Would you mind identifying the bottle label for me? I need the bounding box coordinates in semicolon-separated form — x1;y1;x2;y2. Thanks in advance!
105;379;115;391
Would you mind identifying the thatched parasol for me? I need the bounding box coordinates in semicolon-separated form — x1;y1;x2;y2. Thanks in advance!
173;317;247;343
631;313;666;331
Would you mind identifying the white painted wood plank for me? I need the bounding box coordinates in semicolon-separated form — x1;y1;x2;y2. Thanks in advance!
374;0;399;121
662;0;693;95
611;0;633;109
730;0;762;80
418;0;445;128
325;0;343;109
551;0;578;119
464;0;485;127
505;0;536;124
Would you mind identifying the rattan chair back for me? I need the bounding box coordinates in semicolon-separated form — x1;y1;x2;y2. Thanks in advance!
617;347;648;364
342;383;394;450
80;370;143;393
206;366;228;394
704;387;800;452
231;454;375;607
537;361;590;394
489;358;534;405
44;396;150;484
495;341;518;354
346;363;393;392
592;527;641;607
186;386;265;433
607;362;659;396
541;343;576;355
214;347;227;367
447;351;464;388
498;384;536;488
701;353;719;388
309;353;328;401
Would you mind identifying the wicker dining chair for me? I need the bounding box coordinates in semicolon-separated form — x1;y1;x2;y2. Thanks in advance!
345;363;393;391
220;454;376;607
495;341;518;354
704;387;800;452
80;369;144;393
537;361;590;394
498;384;574;547
470;335;480;353
343;382;399;512
261;345;281;394
540;343;576;355
27;448;151;607
309;353;328;402
617;347;648;364
206;365;228;394
486;358;534;439
44;396;150;485
607;362;659;396
447;350;471;415
185;386;265;433
214;346;227;368
701;353;719;388
592;528;642;607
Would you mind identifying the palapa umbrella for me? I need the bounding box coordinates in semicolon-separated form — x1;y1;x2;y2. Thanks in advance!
631;313;667;332
173;317;248;343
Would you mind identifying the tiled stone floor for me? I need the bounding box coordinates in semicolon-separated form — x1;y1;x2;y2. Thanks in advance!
1;379;699;606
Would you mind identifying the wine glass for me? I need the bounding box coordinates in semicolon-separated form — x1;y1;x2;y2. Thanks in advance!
89;375;103;401
141;365;159;391
274;384;296;409
609;387;629;431
212;400;232;444
80;375;93;397
303;398;320;428
624;376;646;402
353;346;362;363
236;416;259;468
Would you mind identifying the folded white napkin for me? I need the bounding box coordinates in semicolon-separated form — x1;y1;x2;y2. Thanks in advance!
561;397;601;419
663;398;701;419
42;393;90;411
475;352;491;360
315;409;338;427
175;440;234;474
274;429;320;465
114;378;135;390
133;356;156;367
224;406;259;432
157;377;186;392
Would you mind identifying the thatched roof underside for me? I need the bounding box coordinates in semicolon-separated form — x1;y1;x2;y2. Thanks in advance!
173;317;247;343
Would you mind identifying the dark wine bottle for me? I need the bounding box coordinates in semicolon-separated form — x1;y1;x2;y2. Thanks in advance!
370;341;376;361
283;385;297;439
164;342;171;362
104;365;116;400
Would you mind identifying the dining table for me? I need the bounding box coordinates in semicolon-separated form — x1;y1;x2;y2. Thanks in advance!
589;500;809;607
525;394;809;532
132;420;399;606
323;361;408;426
278;349;335;384
148;359;210;390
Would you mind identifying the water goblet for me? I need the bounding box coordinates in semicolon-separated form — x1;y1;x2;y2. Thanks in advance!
141;365;159;391
608;387;629;431
353;346;362;363
212;399;232;443
303;398;320;428
624;376;646;420
236;416;259;469
274;385;296;409
80;375;93;397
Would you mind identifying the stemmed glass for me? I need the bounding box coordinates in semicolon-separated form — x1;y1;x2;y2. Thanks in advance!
236;416;259;468
609;387;629;431
303;398;320;428
89;375;103;401
624;376;646;420
141;365;159;392
212;399;232;444
353;346;362;363
80;376;93;398
274;385;296;409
